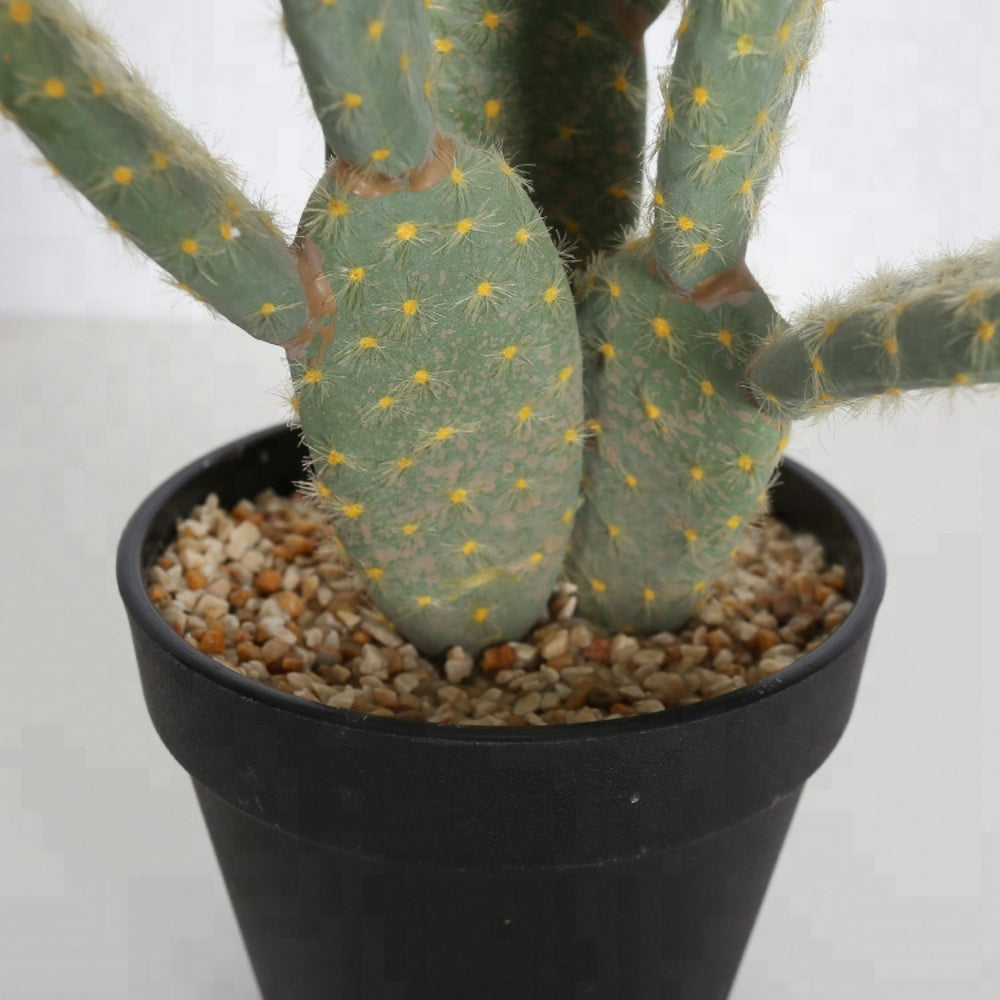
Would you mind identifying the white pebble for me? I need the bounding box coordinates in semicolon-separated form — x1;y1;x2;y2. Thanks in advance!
444;650;474;683
194;593;229;621
358;644;388;675
225;519;261;560
610;634;640;664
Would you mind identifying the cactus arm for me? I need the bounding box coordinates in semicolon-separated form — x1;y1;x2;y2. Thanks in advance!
746;241;1000;418
279;0;436;175
0;1;310;347
428;0;671;259
652;0;823;290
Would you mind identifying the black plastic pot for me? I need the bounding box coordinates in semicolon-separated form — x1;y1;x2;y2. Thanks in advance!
118;424;886;1000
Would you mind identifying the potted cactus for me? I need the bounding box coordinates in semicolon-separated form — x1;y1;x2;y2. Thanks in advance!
1;1;996;998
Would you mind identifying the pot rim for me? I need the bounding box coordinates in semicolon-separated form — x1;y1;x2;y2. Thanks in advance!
117;423;886;745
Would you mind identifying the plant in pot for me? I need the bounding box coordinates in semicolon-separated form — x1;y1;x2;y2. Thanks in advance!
1;1;996;998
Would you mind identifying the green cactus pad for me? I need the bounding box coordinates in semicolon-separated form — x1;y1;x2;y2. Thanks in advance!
568;237;786;633
428;0;671;259
652;0;823;289
0;1;309;347
279;0;436;176
291;139;584;656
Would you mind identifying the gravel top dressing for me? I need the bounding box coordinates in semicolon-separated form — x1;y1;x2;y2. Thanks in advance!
146;489;854;726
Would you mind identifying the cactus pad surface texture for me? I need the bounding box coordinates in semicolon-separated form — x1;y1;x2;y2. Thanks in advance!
3;0;999;657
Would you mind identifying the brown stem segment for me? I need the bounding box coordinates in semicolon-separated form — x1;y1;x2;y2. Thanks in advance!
648;255;761;310
284;233;336;364
329;133;456;201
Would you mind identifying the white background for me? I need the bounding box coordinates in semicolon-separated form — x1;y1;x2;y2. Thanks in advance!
1;1;999;996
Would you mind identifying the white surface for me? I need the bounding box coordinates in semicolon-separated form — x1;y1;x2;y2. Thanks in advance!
1;1;999;997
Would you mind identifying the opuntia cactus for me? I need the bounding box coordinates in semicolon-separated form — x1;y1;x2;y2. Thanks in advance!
2;0;998;658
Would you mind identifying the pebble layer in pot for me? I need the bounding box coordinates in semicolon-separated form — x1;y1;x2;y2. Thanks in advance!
118;423;886;1000
4;1;998;998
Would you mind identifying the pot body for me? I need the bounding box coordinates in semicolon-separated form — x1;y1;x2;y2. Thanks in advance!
118;425;886;1000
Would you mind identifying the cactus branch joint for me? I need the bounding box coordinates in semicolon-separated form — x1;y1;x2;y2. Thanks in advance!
2;0;998;657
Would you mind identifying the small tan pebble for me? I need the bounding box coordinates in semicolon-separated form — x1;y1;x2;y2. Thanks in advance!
396;692;424;713
824;603;852;629
540;629;569;661
609;701;638;717
282;652;311;673
444;648;474;683
260;637;292;666
198;629;226;655
679;644;709;667
206;578;232;600
617;683;646;701
178;548;205;572
180;518;210;539
706;629;731;655
699;599;726;626
285;673;315;693
545;652;574;671
226;520;261;560
513;691;542;717
646;631;678;647
276;533;316;559
581;636;611;663
254;570;283;595
325;689;358;709
632;648;666;672
643;671;685;701
748;628;781;655
510;642;540;669
231;499;257;523
274;591;305;619
358;644;388;676
609;634;640;664
236;641;262;662
634;698;666;715
393;671;421;694
194;593;230;621
481;644;518;674
712;648;738;675
759;653;797;676
147;583;168;604
568;624;593;649
184;569;207;590
768;591;797;620
372;688;398;709
565;678;593;710
228;587;254;609
337;609;362;629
